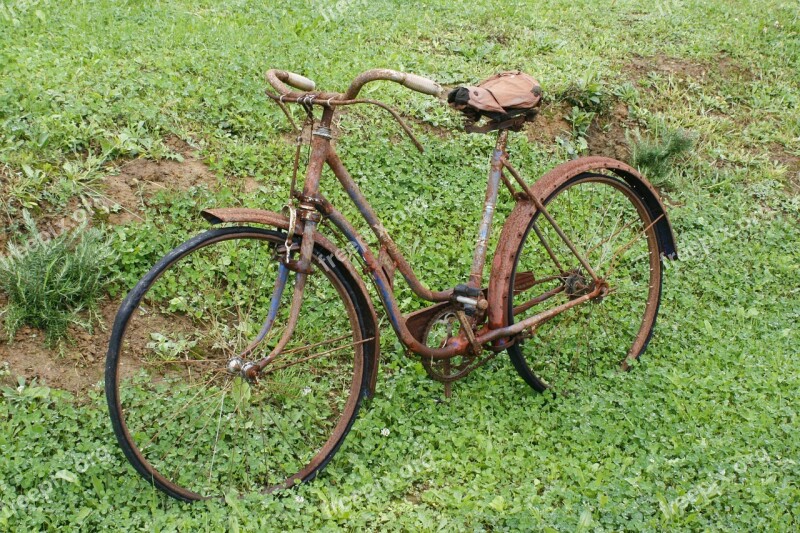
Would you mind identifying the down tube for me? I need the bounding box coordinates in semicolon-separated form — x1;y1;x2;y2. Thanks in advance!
326;151;451;303
319;203;470;360
319;206;405;335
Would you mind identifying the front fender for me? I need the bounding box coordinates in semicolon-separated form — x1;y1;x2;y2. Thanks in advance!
201;208;381;398
487;156;677;330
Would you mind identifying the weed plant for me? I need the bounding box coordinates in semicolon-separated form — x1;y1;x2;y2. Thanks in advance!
629;128;695;187
558;74;609;113
0;212;117;345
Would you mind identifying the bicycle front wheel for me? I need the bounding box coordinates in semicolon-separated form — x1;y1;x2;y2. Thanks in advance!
507;173;663;394
106;226;371;501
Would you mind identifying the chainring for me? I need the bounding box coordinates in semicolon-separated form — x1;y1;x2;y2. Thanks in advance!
419;305;480;383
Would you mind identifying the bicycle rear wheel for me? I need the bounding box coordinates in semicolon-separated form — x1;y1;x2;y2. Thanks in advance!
106;226;371;501
507;173;663;394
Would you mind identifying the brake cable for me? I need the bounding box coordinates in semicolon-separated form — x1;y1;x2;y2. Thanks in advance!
337;98;424;153
267;92;425;153
282;114;314;263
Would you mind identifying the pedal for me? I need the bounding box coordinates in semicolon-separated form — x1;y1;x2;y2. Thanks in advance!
452;284;482;316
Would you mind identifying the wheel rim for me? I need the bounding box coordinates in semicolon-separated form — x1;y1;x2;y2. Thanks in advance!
508;174;662;393
107;229;366;499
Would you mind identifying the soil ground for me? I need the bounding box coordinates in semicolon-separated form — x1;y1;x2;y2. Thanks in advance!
0;139;218;393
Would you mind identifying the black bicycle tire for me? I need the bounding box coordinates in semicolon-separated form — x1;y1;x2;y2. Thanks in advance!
105;226;372;501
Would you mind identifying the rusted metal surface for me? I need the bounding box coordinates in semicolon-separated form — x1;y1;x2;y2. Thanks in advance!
343;68;443;100
405;302;452;344
378;244;396;291
326;150;452;303
199;207;381;397
499;169;521;199
266;69;316;93
456;309;481;355
300;107;333;202
485;284;603;342
111;66;678;504
512;284;565;316
201;208;301;232
530;222;565;274
503;158;599;281
107;226;372;500
487;156;678;331
315;186;617;359
267;68;442;102
316;197;475;359
261;69;678;372
235;263;290;360
468;130;507;289
265;69;341;101
251;271;308;376
512;271;537;292
416;305;497;388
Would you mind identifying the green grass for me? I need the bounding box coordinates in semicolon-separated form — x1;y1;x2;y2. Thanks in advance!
1;0;799;530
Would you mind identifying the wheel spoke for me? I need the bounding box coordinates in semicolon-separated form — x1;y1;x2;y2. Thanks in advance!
263;337;374;374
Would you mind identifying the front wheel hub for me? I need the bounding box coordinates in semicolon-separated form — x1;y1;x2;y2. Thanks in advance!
226;357;244;375
241;362;260;382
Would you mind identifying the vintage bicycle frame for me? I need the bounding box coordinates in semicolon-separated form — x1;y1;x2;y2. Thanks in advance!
236;105;606;372
199;69;675;381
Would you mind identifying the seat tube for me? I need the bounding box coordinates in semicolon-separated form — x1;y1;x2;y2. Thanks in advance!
468;130;508;289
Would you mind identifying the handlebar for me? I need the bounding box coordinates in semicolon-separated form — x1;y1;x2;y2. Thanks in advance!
343;69;443;99
282;71;316;92
265;68;443;153
266;70;317;94
265;68;443;100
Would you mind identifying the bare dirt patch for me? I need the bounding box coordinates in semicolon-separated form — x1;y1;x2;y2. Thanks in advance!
100;137;217;225
770;144;800;194
0;297;197;396
0;137;220;395
0;137;217;251
0;300;118;393
526;101;572;146
585;102;633;161
525;100;636;161
626;53;754;83
715;55;755;81
628;54;710;80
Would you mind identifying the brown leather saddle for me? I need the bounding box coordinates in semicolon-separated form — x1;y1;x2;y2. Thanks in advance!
448;71;542;133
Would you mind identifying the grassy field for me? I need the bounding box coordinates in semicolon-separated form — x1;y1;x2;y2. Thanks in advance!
1;0;799;530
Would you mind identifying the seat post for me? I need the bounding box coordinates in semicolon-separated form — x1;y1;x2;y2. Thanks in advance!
467;129;509;290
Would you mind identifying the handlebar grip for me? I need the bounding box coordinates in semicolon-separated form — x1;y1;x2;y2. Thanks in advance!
283;71;316;91
401;73;443;97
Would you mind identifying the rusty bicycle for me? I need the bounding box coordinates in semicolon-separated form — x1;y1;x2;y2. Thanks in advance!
106;68;677;501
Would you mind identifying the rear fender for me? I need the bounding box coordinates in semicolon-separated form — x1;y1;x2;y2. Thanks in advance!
487;156;677;331
201;208;381;398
